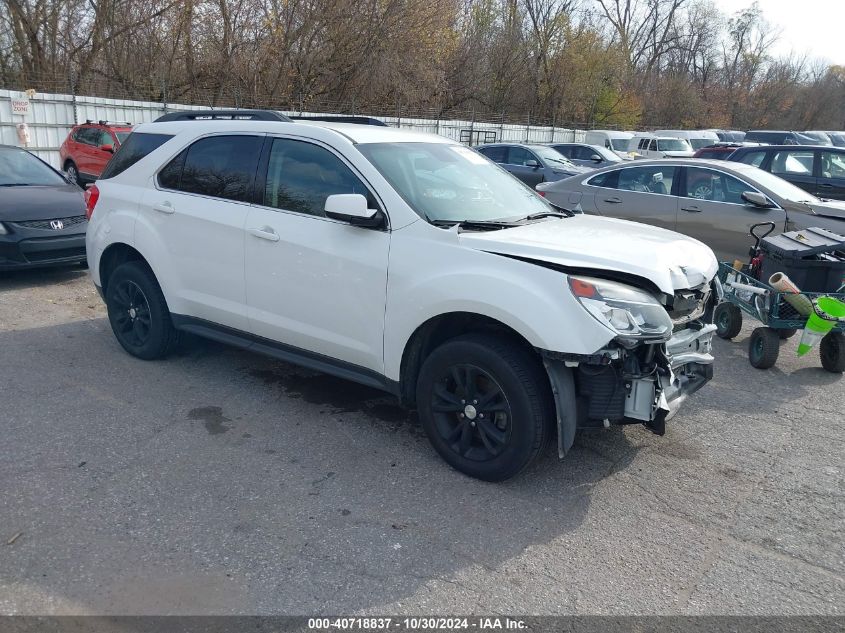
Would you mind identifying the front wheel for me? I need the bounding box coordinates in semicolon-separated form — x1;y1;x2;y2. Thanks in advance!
105;261;179;360
416;334;553;481
820;332;845;373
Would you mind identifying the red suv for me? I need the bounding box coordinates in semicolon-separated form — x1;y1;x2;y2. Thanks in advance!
59;121;133;185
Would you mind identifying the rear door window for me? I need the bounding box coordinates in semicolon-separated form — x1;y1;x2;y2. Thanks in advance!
820;151;845;179
618;166;675;195
101;132;174;179
166;135;263;202
586;169;619;188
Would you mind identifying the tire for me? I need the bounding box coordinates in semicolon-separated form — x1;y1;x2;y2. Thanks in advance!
748;327;780;369
415;333;553;482
820;332;845;373
105;261;179;360
64;161;82;187
714;302;742;339
778;328;797;340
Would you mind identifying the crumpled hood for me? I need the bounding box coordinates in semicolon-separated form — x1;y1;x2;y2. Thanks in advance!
458;215;718;294
0;184;85;221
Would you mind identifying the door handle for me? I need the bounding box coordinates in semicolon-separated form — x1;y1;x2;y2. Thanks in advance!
604;197;622;204
681;206;702;213
153;201;175;214
818;183;833;188
248;226;280;242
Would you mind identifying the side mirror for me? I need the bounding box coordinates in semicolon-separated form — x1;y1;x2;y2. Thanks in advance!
525;159;540;169
742;191;774;208
590;154;603;162
324;194;384;228
100;144;114;153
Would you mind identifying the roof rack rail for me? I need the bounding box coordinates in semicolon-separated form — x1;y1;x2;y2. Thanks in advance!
288;115;388;127
154;109;292;122
84;120;132;126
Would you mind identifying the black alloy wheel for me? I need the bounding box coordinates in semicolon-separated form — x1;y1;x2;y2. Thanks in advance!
430;363;513;462
416;333;553;481
105;261;179;360
111;279;153;348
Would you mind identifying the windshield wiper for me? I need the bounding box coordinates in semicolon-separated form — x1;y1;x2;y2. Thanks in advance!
521;207;574;221
430;218;523;230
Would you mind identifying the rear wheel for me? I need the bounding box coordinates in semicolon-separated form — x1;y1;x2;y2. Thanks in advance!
749;327;780;369
416;333;553;481
105;261;179;360
778;328;797;340
820;332;845;373
64;161;81;187
715;302;743;339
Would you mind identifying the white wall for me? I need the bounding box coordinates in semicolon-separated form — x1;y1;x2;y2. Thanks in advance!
0;89;586;168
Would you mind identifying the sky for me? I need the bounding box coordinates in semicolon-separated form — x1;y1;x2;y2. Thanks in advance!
711;0;845;65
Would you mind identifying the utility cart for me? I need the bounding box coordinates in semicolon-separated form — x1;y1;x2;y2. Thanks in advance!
713;224;845;372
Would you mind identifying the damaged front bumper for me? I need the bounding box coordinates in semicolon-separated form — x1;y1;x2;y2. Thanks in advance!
543;323;716;458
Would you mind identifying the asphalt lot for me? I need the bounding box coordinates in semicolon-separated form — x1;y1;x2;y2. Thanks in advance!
0;267;843;615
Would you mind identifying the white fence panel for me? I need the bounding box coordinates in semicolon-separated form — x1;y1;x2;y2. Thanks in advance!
1;88;591;168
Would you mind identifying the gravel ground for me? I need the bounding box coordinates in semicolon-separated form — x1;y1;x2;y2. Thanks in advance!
0;267;842;615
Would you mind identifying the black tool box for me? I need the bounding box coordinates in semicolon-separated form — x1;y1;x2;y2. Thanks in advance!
760;227;845;292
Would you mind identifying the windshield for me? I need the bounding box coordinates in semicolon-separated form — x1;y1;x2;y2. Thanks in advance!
609;138;629;151
0;148;66;186
532;146;575;168
748;167;820;203
657;139;693;152
357;142;552;223
115;131;131;144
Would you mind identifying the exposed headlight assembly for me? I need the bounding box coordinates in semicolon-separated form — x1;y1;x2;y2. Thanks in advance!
568;276;673;343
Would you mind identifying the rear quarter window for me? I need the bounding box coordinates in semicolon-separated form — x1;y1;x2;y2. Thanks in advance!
100;132;173;179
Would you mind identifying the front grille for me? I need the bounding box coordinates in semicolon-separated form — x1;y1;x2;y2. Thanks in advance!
12;216;87;230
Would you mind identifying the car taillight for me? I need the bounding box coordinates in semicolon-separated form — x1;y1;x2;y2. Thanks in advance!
85;184;99;220
537;190;546;197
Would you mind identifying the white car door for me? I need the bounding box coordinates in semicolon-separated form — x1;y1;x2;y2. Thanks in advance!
138;133;263;331
244;136;390;374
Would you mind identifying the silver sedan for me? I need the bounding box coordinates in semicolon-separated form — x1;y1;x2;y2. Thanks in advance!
536;158;845;261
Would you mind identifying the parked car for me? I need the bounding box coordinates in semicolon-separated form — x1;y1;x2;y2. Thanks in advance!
475;142;590;186
743;130;820;145
629;135;695;159
692;143;746;160
710;130;746;143
536;158;845;261
86;114;719;481
584;130;634;160
800;131;833;146
59;120;133;185
822;132;845;148
653;130;720;151
0;145;87;270
545;143;622;169
726;145;845;201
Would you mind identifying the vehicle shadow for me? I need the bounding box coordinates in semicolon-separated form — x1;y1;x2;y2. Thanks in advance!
0;265;88;291
0;319;640;615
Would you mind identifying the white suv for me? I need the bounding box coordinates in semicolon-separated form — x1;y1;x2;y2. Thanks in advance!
85;111;719;481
